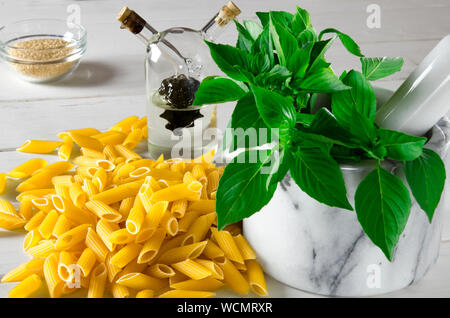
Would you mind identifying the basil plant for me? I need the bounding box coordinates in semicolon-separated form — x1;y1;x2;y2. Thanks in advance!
193;7;446;261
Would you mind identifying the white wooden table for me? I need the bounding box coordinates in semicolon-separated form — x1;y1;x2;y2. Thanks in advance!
0;0;449;297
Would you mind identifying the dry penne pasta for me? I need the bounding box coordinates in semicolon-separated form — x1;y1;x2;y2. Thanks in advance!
8;274;42;298
187;200;216;214
17;161;74;192
58;138;74;161
1;258;45;283
86;228;109;262
182;212;216;245
150;181;202;202
52;215;73;238
81;147;105;159
105;253;121;283
91;181;142;204
159;290;215;298
0;136;267;298
110;243;142;268
234;234;257;260
157;241;207;265
77;248;97;277
172;259;212;280
126;197;146;235
55;224;90;251
110;116;139;134
17;140;61;154
18;199;34;221
58;128;101;140
123;129;143;150
211;228;244;265
85;200;122;222
69;183;87;208
170;277;224;291
195;259;224;280
135;289;154;298
146;264;175;278
116;272;166;290
171;199;188;218
58;251;77;282
137;228;166;264
44;253;65;298
131;116;147;130
96;219;118;252
220;258;249;295
111;283;130;298
109;228;136;245
0;173;6;194
24;210;46;232
8;158;48;179
0;199;18;216
88;263;107;298
203;240;226;265
69;133;104;152
82;178;98;200
51;195;96;225
24;230;42;251
38;209;59;240
246;259;268;296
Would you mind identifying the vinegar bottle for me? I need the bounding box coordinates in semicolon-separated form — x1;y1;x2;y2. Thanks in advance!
116;2;241;159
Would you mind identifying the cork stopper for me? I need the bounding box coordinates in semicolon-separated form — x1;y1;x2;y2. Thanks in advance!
117;6;145;34
215;1;242;27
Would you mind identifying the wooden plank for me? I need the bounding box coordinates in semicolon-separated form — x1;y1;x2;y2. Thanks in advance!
0;38;440;103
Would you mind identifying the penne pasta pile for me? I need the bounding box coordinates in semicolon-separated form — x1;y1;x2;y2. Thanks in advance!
0;116;267;298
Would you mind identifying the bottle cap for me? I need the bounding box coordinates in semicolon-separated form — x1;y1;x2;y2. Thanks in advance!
117;7;145;34
215;1;242;27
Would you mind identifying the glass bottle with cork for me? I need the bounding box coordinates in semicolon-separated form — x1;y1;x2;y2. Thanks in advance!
117;2;241;159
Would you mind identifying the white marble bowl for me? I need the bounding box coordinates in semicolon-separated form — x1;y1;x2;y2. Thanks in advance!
243;88;450;296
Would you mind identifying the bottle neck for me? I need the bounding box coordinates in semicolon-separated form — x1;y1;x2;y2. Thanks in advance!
117;7;158;45
201;2;241;42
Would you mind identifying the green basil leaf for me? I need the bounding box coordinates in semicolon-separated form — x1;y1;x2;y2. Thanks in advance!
205;41;250;81
287;43;312;78
255;65;291;88
378;129;427;161
250;84;296;136
290;146;353;210
228;93;274;151
361;57;404;81
269;14;298;67
256;11;293;28
297;67;350;93
252;25;274;67
193;77;248;106
307;108;362;147
266;146;291;186
331;70;377;127
250;53;271;74
291;6;312;34
308;38;336;72
404;148;446;222
216;148;279;229
349;110;378;148
355;163;411;261
234;20;254;52
297;27;318;48
319;28;364;57
243;20;263;40
296;113;315;126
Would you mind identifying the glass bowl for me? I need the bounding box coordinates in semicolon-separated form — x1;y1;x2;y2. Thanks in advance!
0;19;87;83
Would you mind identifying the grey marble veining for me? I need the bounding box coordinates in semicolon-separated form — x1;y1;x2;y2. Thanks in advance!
243;118;449;297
